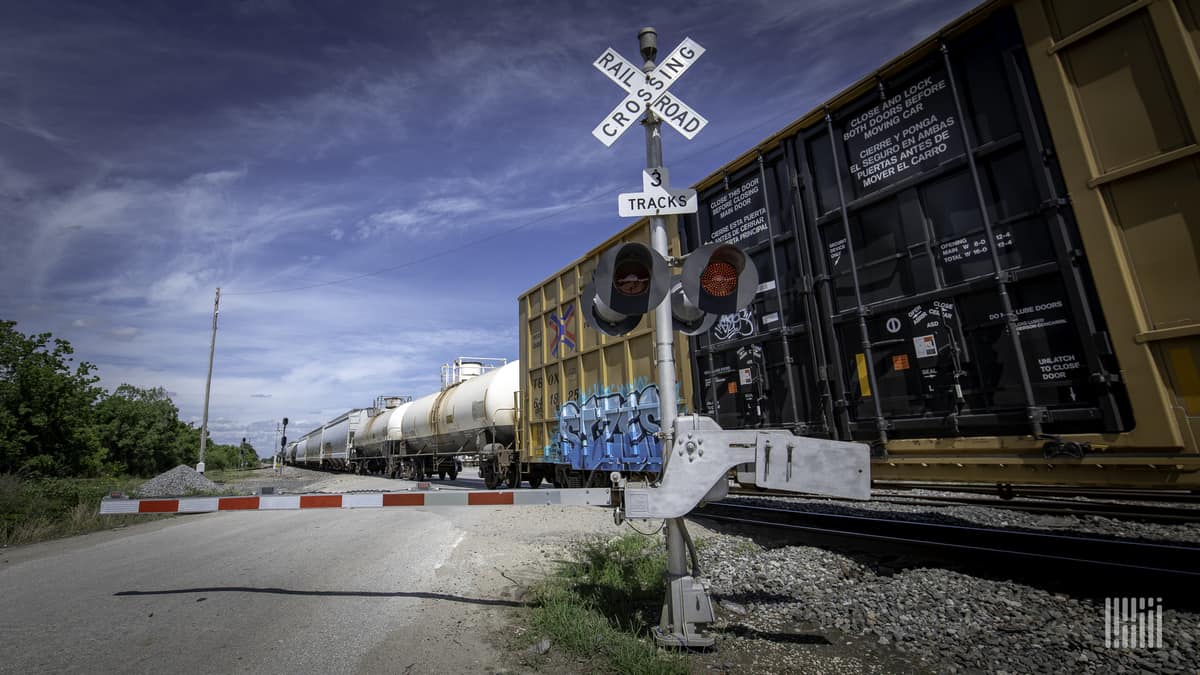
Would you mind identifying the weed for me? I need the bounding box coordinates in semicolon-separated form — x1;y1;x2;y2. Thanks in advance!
734;538;760;555
0;474;162;546
524;533;688;675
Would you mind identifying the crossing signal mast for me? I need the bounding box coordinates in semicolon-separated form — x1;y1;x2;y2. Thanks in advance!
585;28;869;649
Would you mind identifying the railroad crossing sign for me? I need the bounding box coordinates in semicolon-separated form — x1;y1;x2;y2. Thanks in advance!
618;166;698;217
591;37;708;147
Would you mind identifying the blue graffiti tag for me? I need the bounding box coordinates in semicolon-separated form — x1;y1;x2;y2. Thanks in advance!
553;381;682;473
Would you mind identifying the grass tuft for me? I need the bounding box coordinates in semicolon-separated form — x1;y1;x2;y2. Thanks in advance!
524;533;688;675
0;473;163;546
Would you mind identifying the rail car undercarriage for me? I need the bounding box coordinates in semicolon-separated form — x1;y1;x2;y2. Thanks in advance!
348;453;461;481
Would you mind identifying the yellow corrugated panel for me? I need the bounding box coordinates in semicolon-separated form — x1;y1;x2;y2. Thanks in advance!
1017;0;1200;453
1104;158;1200;329
1179;0;1200;48
517;216;694;463
1058;10;1192;173
1044;0;1137;38
1166;340;1200;414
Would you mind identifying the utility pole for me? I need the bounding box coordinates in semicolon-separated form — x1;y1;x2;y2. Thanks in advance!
197;287;220;474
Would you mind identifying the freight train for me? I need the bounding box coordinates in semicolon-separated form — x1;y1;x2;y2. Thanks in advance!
523;0;1200;490
283;354;660;488
286;359;512;486
287;0;1200;491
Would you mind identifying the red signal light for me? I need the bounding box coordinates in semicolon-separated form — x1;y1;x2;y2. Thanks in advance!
613;260;651;296
700;260;738;297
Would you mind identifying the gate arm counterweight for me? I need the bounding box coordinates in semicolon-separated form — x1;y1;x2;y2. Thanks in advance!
622;415;871;520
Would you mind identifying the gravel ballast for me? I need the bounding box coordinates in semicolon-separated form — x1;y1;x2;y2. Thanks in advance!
136;465;219;497
693;527;1199;674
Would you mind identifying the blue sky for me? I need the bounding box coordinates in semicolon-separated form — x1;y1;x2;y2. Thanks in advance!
0;0;977;456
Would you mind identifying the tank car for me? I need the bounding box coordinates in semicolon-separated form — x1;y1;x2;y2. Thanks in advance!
296;359;518;484
398;359;520;486
351;399;411;475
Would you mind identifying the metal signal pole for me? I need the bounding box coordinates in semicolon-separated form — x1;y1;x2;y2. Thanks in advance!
197;287;220;474
637;27;711;649
640;28;678;468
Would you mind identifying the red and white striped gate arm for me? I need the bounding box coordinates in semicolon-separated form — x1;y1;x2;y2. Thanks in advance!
100;488;611;515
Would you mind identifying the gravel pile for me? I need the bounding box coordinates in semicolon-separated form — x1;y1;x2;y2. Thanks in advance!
730;494;1200;545
697;532;1197;674
136;465;220;497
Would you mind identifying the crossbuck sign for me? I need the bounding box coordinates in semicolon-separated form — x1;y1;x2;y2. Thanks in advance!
591;37;708;147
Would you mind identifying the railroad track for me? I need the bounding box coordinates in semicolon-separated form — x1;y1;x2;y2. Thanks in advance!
871;482;1200;504
693;501;1200;600
727;488;1200;524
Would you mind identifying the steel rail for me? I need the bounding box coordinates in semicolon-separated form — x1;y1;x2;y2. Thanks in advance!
871;482;1200;504
695;501;1200;579
725;489;1200;523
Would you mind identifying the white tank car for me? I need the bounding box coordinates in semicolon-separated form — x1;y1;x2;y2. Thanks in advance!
401;360;520;455
356;401;412;459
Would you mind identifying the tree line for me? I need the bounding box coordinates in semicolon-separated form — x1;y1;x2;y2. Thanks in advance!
0;320;258;477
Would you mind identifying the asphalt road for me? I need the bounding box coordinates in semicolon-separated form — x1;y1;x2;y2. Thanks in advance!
0;502;605;674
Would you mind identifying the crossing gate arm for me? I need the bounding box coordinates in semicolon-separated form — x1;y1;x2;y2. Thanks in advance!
102;416;868;519
100;488;612;515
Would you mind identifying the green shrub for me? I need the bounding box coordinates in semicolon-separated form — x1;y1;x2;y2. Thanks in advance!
0;473;153;546
524;533;687;675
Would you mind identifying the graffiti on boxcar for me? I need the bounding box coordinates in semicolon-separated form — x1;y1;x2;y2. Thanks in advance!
547;304;577;357
713;308;756;342
552;379;678;470
559;384;660;446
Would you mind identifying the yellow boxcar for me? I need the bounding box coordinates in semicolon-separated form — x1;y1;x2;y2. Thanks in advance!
518;217;694;487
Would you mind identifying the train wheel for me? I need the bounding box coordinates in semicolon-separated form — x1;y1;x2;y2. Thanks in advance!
448;469;458;480
438;471;446;481
507;464;522;489
482;461;500;490
527;474;543;489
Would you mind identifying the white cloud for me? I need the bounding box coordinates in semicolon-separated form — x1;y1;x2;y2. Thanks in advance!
108;326;139;340
147;271;208;306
